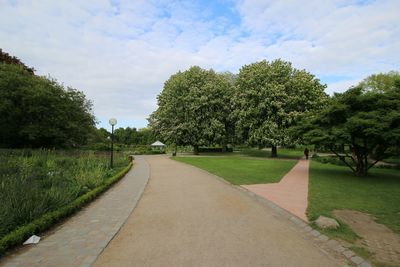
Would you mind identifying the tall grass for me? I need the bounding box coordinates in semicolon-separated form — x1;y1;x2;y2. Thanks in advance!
0;149;127;239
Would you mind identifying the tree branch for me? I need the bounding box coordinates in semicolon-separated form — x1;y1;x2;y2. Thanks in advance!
330;148;356;172
367;147;388;171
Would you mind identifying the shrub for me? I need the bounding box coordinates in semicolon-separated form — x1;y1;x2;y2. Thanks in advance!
0;149;127;240
0;154;131;256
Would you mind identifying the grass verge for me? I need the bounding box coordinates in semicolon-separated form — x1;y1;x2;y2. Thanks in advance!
308;160;400;242
0;162;132;256
238;148;304;159
173;156;297;185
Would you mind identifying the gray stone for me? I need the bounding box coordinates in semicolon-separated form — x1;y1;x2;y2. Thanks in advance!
303;226;313;232
290;216;302;224
334;245;346;253
350;256;364;265
318;234;329;242
326;239;339;248
315;215;340;230
343;249;355;258
360;261;373;267
310;230;321;237
298;222;307;228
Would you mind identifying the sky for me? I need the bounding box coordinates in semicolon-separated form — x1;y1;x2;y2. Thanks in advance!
1;0;399;130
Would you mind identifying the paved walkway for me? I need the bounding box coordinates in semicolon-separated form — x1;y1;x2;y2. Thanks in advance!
242;159;309;221
95;156;343;266
0;157;149;267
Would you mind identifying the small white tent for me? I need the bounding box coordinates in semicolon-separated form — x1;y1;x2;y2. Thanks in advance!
150;141;166;151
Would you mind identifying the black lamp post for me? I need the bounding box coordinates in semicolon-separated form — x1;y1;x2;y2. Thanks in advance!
109;118;117;168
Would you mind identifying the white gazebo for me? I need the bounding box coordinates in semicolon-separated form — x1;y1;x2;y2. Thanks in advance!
150;141;166;151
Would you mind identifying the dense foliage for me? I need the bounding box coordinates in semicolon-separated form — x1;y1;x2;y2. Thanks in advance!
149;66;234;154
0;64;96;148
293;73;400;175
234;59;327;157
0;149;127;240
0;48;34;74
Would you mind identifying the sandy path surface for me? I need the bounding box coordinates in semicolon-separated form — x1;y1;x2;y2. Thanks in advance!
95;155;342;267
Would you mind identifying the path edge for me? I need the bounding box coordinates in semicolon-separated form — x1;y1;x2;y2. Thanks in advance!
172;156;373;267
93;156;151;264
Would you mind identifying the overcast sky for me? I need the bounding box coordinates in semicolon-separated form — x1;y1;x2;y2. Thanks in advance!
1;0;399;129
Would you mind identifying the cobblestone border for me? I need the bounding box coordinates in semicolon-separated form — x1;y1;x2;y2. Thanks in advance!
1;157;150;266
238;185;373;267
175;159;373;267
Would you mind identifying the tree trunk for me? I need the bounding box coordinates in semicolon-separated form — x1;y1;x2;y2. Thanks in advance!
271;146;278;158
355;153;368;176
193;145;199;155
172;143;177;156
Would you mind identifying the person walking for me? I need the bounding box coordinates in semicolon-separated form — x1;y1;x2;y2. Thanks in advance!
304;147;309;160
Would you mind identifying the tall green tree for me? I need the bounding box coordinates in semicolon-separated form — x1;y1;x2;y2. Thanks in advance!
358;71;400;93
292;78;400;176
0;63;96;148
149;66;233;154
234;59;327;157
0;48;35;74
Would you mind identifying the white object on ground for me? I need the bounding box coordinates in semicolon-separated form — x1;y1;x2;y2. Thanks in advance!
23;235;41;245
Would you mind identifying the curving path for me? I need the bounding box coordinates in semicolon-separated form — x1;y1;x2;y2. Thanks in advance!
95;156;344;267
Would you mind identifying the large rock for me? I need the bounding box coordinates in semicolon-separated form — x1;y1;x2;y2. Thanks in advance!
315;216;340;229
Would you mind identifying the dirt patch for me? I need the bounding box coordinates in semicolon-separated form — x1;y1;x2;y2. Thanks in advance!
333;209;400;266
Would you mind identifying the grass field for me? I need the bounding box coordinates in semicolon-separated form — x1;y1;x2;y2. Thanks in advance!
0;149;128;240
173;156;297;185
308;161;400;241
196;148;305;159
238;148;304;159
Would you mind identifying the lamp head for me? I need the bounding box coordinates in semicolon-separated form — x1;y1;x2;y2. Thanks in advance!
109;118;117;126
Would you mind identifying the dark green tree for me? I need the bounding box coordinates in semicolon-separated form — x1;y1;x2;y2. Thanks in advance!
0;48;35;74
292;78;400;176
234;59;327;157
149;66;233;154
0;63;96;148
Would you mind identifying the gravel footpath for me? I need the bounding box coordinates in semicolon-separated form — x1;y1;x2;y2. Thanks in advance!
95;155;345;267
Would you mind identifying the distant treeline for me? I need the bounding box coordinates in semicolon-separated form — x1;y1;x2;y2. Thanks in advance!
91;127;156;146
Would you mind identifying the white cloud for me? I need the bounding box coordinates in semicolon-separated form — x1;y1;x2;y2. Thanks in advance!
0;0;399;128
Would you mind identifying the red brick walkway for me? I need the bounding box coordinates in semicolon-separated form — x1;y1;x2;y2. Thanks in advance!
242;159;309;222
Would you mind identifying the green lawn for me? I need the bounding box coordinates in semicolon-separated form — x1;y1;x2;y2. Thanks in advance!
238;148;304;159
308;161;400;241
383;157;400;165
173;156;297;185
193;148;304;159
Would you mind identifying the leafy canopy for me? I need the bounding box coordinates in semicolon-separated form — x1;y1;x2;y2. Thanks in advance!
0;63;96;148
293;73;400;175
149;66;233;150
234;59;327;154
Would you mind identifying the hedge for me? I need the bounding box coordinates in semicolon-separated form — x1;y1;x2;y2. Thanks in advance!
0;162;133;256
198;147;233;153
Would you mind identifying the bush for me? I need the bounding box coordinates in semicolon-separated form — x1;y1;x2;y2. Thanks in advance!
312;155;348;166
0;156;132;256
198;147;233;153
0;149;127;241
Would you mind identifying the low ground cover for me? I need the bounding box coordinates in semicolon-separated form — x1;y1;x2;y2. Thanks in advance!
173;156;296;185
308;161;400;241
179;147;305;159
0;149;128;240
238;148;304;159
